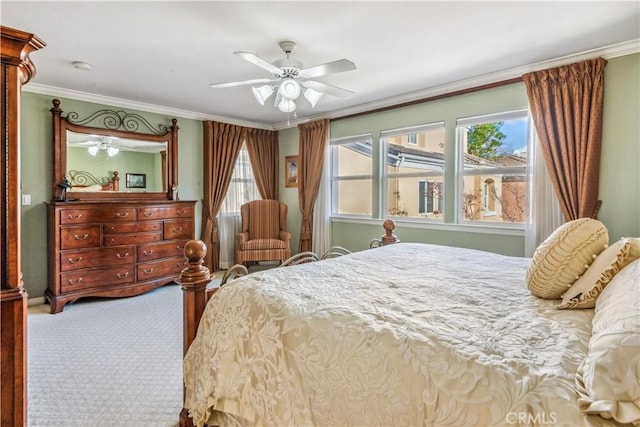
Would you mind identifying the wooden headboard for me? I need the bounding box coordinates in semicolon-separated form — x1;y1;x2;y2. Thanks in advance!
66;170;120;192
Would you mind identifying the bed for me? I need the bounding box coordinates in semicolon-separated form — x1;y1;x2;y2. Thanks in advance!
179;222;639;427
66;169;120;192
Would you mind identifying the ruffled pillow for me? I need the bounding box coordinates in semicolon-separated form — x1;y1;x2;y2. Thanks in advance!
527;218;608;299
558;237;640;309
575;258;640;424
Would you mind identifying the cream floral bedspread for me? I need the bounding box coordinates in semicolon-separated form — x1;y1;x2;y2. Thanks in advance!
184;243;618;427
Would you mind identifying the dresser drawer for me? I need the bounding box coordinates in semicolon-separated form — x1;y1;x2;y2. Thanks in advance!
137;239;189;262
60;208;135;224
103;232;162;246
164;219;194;240
60;225;101;250
60;246;135;271
138;256;188;281
103;221;162;234
137;205;193;220
60;265;135;293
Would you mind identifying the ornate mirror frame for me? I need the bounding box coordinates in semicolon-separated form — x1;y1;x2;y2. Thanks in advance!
51;98;178;201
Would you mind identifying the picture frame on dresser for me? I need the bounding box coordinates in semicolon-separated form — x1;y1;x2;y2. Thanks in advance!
46;99;195;313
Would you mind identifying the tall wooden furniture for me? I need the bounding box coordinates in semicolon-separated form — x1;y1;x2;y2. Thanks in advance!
1;26;45;426
47;200;195;313
47;99;194;313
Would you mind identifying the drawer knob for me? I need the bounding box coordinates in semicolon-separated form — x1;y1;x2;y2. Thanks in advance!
68;277;83;285
67;213;82;220
143;268;154;274
176;245;184;251
177;209;185;215
171;226;183;232
67;256;83;264
116;272;129;279
116;252;130;259
74;234;89;240
143;211;153;217
143;250;154;256
116;212;129;218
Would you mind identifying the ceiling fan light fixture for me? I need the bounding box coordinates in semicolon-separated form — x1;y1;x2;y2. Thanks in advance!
278;98;296;113
107;147;119;157
252;85;274;105
303;87;323;108
278;78;301;100
87;146;99;156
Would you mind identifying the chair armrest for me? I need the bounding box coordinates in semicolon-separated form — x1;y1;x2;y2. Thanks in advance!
280;230;291;242
236;232;249;245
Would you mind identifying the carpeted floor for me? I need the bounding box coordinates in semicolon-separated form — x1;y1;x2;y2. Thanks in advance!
28;284;185;427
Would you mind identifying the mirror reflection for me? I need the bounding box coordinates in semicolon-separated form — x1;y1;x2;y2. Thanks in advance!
66;130;168;193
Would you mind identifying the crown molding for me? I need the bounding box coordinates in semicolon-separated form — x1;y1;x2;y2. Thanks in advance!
272;39;640;130
22;83;274;130
22;39;639;132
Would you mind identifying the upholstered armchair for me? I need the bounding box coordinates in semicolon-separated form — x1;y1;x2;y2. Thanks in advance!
235;199;291;265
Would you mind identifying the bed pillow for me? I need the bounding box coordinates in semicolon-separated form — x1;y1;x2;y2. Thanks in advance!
575;258;640;425
558;237;640;309
526;218;608;299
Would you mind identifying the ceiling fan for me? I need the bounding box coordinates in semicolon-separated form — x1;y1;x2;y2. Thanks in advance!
209;41;356;113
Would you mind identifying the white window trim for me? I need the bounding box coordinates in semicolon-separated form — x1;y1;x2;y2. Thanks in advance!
455;108;529;227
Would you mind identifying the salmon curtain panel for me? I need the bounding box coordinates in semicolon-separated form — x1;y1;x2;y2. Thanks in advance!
246;128;280;200
201;121;246;272
522;57;607;221
297;119;329;252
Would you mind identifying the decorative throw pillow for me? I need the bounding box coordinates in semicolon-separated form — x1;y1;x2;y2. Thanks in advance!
558;237;640;309
527;218;608;299
575;258;640;425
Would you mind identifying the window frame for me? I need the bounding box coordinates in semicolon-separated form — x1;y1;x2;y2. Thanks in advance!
455;109;529;228
381;122;445;221
329;133;374;218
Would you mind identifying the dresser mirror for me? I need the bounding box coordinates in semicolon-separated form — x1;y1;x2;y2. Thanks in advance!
51;98;178;201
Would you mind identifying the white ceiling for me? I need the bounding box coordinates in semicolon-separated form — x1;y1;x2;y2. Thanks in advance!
2;1;639;129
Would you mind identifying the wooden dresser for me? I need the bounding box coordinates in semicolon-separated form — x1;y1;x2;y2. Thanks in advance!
47;200;195;313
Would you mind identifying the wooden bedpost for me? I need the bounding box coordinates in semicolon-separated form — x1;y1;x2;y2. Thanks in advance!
370;218;400;248
381;218;399;245
178;239;211;426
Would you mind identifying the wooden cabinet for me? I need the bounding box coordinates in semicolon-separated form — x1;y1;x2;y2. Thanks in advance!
47;200;195;313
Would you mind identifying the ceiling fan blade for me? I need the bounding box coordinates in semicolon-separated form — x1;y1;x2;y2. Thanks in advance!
303;80;355;98
235;51;282;75
209;78;275;88
300;59;356;78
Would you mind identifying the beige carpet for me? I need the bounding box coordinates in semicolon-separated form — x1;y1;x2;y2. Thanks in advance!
28;284;185;426
27;263;274;427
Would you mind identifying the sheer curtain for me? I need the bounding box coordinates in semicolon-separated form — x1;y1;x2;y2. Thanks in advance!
525;119;564;257
218;143;260;269
312;136;331;256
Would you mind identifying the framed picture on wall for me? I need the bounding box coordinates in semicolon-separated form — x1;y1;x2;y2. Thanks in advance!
285;155;298;188
126;173;146;189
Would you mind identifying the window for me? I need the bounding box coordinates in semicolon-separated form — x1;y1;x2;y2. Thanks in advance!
381;123;445;219
456;110;528;225
418;181;443;214
220;143;260;214
330;134;373;216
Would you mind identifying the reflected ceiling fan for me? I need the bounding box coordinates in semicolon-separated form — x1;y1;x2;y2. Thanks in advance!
209;41;356;113
70;136;123;157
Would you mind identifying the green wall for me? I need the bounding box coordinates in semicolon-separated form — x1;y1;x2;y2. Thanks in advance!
283;53;640;256
20;53;639;299
20;93;203;300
